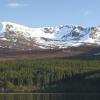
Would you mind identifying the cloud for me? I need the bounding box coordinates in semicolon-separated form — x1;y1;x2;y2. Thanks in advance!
7;2;28;7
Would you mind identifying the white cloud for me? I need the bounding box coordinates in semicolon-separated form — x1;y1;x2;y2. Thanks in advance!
7;2;28;7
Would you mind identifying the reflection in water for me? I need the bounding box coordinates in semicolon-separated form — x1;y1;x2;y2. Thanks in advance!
0;93;100;100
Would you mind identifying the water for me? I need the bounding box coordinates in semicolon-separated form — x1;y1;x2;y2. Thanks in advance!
0;93;100;100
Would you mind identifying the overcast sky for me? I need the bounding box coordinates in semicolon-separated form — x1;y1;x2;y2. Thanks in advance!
0;0;100;27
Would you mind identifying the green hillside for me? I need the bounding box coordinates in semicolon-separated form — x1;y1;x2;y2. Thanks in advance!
0;59;100;92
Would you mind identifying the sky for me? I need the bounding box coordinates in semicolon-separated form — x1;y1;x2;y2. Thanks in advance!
0;0;100;27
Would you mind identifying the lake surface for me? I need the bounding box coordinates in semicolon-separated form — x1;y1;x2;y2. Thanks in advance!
0;93;100;100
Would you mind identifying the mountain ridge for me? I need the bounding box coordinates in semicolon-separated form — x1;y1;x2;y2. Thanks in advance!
0;21;100;50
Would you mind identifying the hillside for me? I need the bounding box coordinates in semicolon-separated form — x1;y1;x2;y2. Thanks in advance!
0;59;100;92
0;22;100;50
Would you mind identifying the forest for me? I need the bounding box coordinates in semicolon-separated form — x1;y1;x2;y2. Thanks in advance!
0;59;100;92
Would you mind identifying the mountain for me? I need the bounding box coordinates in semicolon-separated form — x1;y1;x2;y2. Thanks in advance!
0;21;100;50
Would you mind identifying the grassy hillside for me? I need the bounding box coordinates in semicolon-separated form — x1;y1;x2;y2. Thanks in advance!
0;59;100;92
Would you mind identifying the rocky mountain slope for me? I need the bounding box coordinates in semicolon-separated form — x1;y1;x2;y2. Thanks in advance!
0;22;100;50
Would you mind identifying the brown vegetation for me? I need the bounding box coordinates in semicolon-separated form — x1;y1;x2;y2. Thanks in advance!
0;45;100;61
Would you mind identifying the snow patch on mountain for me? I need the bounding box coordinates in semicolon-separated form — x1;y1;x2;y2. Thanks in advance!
0;21;100;49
